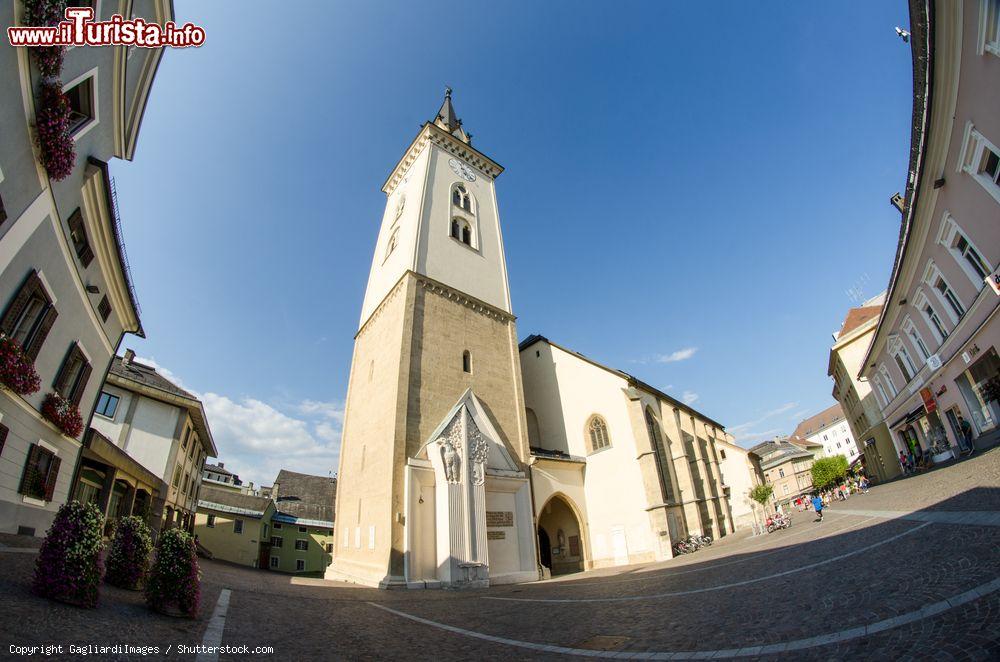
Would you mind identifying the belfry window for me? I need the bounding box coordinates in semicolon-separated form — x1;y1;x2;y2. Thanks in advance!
452;185;471;212
461;224;472;246
452;218;472;247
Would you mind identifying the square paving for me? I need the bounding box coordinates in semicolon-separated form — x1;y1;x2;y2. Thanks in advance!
2;448;998;660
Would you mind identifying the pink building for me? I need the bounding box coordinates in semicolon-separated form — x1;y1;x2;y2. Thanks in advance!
860;0;1000;468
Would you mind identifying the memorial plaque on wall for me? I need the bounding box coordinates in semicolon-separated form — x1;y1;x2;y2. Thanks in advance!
486;511;514;527
487;530;505;540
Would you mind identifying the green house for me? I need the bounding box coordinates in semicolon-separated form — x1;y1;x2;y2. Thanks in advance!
266;470;336;574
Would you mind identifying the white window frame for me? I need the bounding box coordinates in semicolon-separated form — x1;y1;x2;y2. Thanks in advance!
296;559;306;571
978;0;1000;56
913;288;948;344
368;524;376;550
383;226;399;262
888;335;918;382
61;67;100;142
873;376;889;408
923;261;965;324
901;315;931;362
937;212;994;290
233;519;244;535
295;538;308;551
879;364;898;398
269;555;279;569
354;526;360;549
957;123;1000;204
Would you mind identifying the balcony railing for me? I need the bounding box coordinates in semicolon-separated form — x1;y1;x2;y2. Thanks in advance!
109;177;141;317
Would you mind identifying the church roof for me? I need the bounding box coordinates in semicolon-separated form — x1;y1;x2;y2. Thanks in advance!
520;334;728;431
433;87;471;144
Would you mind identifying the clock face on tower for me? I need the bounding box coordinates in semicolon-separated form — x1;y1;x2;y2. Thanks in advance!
448;158;477;182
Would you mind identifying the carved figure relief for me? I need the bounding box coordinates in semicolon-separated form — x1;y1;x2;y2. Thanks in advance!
438;416;463;484
467;415;491;485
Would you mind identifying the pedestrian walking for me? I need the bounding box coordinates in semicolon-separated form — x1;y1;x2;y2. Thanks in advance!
958;415;975;455
811;493;824;522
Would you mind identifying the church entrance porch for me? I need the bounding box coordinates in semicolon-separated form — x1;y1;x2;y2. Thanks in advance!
537;494;584;576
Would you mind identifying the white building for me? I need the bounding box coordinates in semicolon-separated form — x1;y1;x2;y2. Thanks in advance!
792;404;860;464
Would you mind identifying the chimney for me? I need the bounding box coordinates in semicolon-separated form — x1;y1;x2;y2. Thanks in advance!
218;462;224;469
123;349;135;365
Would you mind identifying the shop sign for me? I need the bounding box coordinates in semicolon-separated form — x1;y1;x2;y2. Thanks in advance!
919;387;937;413
987;266;1000;296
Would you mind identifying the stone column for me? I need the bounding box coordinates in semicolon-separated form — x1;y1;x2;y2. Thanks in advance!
97;467;117;519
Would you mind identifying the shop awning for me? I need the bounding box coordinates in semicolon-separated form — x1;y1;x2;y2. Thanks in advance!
888;405;925;430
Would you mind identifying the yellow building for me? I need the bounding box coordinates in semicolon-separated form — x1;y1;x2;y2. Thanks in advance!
194;486;274;568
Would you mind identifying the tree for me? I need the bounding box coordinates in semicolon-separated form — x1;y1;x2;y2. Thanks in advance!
811;455;849;490
749;483;774;506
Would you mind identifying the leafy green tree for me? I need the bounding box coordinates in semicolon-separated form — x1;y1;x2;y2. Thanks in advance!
811;455;849;490
749;483;774;506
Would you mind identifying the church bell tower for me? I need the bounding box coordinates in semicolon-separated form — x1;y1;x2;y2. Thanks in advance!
328;90;538;588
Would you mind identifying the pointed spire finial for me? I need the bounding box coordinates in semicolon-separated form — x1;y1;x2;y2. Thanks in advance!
433;87;471;144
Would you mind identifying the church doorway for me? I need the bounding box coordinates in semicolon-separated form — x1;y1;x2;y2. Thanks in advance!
537;494;584;575
538;527;552;569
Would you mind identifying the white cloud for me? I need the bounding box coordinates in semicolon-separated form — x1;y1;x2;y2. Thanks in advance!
656;347;698;363
135;355;189;391
201;393;342;487
682;390;699;405
731;428;782;445
728;401;799;436
296;399;345;423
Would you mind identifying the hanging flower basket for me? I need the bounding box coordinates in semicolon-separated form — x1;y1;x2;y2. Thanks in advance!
0;335;41;395
145;528;201;618
33;500;105;608
41;392;83;438
23;1;68;81
105;516;153;591
35;81;76;181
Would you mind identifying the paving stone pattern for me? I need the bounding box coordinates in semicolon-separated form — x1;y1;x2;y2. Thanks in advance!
0;448;997;660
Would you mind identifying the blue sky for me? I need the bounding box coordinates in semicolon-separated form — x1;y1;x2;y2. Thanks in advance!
111;1;914;486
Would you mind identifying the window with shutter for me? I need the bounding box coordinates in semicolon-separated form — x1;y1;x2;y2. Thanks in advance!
0;423;8;457
97;296;111;322
1;270;58;362
66;209;94;267
53;344;92;405
18;443;58;501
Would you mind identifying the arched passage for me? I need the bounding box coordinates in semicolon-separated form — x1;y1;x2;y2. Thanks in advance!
537;494;584;576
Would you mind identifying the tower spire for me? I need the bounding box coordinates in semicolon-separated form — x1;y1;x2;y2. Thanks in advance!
433;87;471;144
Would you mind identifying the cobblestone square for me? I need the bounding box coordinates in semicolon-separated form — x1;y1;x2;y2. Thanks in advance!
2;449;998;660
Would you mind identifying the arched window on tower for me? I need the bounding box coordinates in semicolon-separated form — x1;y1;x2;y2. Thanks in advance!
461;223;472;246
451;219;460;240
462;350;472;373
586;415;611;453
452;184;471;212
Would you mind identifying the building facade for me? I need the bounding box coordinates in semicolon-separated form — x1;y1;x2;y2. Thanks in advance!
269;470;335;574
89;352;216;533
861;0;1000;467
0;0;171;536
194;487;275;569
829;301;901;482
751;437;818;506
521;336;735;573
792;403;861;464
716;439;766;530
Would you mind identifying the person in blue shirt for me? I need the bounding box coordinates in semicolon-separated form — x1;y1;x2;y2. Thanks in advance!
811;494;824;522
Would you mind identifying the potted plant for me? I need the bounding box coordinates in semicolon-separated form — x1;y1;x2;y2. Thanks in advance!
145;528;201;617
32;500;105;607
23;0;68;79
0;335;41;395
34;81;76;181
41;391;83;438
104;516;153;591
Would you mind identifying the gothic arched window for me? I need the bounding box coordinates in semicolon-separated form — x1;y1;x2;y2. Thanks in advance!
587;415;611;453
451;219;461;240
461;223;472;246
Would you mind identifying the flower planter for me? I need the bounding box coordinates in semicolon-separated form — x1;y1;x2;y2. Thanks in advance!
0;335;41;395
931;449;955;464
35;82;76;182
33;501;105;609
41;392;83;438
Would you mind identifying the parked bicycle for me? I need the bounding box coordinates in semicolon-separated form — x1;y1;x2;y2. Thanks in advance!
765;513;791;533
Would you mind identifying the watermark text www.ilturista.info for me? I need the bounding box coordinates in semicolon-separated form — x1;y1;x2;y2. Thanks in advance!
8;7;204;49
